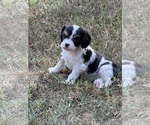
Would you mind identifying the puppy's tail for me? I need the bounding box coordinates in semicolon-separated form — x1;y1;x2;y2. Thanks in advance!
112;63;121;78
134;62;145;77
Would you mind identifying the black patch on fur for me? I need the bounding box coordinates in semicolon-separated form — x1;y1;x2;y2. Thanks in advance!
112;63;119;77
83;49;92;63
87;52;102;74
65;26;74;36
61;25;73;42
87;58;100;73
72;32;82;47
72;28;85;47
60;25;66;42
80;29;91;48
100;62;110;67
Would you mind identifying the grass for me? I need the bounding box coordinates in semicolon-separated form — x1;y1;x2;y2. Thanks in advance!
28;74;122;125
28;0;122;124
122;1;150;124
0;1;28;125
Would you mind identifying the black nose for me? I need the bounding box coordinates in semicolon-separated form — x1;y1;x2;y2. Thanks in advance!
65;43;69;47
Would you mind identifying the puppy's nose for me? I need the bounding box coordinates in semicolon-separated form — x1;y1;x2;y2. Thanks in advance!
65;43;69;47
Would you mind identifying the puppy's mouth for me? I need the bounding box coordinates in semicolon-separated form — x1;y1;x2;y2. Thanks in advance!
62;47;72;51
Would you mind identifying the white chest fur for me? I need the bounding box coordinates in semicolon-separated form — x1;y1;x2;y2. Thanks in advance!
61;49;86;70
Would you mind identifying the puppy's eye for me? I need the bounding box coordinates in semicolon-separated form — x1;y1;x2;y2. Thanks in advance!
73;37;78;42
62;33;67;38
61;33;68;40
73;35;79;41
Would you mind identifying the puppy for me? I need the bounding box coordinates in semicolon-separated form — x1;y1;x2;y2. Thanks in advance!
122;59;144;87
48;25;119;88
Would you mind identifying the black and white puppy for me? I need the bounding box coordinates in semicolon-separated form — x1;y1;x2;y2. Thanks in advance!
122;59;144;87
48;25;119;88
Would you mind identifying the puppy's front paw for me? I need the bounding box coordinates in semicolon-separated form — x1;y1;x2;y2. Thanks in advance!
48;67;55;73
60;80;66;84
66;79;75;84
61;79;75;85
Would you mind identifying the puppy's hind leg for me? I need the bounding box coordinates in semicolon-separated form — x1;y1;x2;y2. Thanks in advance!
94;78;104;88
94;64;114;88
94;77;113;88
48;59;65;73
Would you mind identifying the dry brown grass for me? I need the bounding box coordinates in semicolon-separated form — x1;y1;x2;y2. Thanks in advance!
0;1;28;125
122;1;150;124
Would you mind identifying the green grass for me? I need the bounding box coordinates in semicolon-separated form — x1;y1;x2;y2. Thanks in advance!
28;0;122;124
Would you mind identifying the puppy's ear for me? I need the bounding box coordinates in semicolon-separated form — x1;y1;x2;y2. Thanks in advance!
61;25;66;41
81;29;91;48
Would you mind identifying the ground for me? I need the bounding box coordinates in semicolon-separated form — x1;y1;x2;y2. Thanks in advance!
28;0;122;124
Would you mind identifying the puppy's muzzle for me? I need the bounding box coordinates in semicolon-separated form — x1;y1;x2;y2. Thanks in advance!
65;43;69;48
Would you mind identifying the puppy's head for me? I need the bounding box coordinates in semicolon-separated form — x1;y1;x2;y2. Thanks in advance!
60;25;91;51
